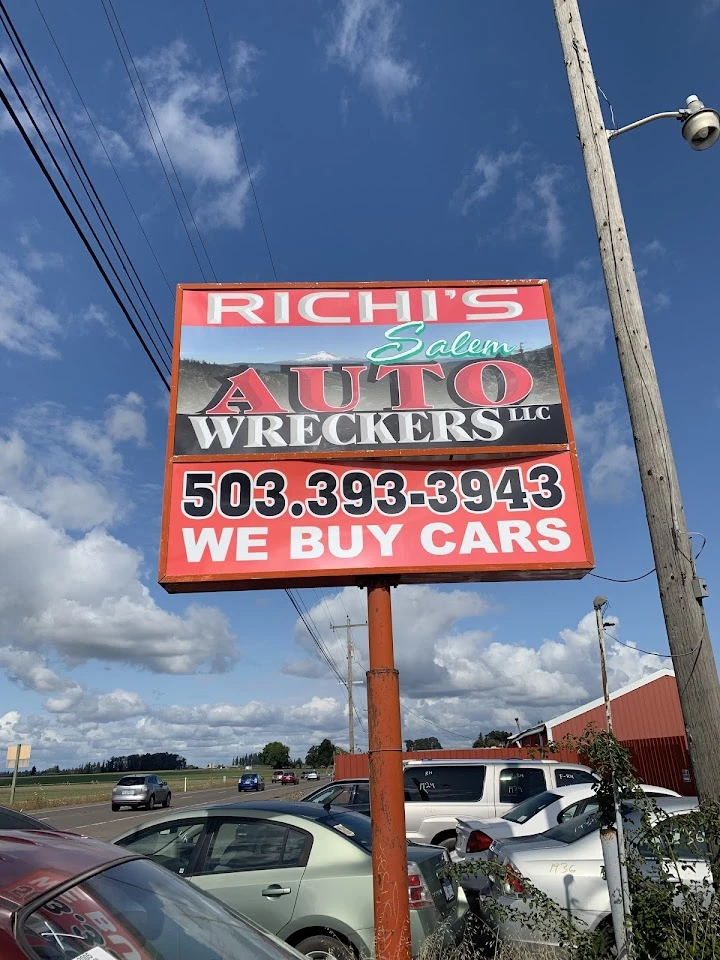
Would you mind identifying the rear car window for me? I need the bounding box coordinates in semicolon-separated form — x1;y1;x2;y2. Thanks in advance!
544;811;601;844
117;776;147;786
503;791;561;824
555;768;596;786
317;810;373;852
499;767;546;805
404;765;486;802
636;815;708;861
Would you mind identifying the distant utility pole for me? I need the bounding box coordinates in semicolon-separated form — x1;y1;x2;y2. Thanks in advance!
332;616;367;754
553;0;720;801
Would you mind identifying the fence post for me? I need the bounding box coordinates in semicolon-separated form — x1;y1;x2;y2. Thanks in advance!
184;777;187;793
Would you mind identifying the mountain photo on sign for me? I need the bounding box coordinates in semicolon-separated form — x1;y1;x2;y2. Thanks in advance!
173;284;568;458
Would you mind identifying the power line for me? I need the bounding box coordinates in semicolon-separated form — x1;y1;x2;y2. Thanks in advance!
285;589;346;689
97;0;211;281
0;1;172;364
34;0;175;301
104;0;218;282
203;0;277;281
0;85;170;387
399;700;476;742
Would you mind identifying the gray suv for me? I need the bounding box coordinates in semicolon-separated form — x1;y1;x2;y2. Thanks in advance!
111;774;171;811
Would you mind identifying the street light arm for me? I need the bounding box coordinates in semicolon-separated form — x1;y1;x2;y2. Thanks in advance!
607;110;688;140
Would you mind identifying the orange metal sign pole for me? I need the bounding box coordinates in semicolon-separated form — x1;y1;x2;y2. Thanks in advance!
366;580;412;960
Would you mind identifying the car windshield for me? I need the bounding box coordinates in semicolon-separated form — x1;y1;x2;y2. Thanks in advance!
117;776;147;786
503;791;562;824
21;857;292;960
543;811;601;844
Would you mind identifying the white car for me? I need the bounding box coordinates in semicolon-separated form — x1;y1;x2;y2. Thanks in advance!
456;782;680;896
306;770;319;780
475;796;706;948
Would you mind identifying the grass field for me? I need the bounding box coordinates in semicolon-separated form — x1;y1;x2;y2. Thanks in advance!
0;767;330;811
0;768;272;810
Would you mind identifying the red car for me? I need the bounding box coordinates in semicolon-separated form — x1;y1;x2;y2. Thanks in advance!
281;771;299;785
0;828;312;959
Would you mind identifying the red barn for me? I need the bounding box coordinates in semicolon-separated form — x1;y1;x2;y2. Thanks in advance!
509;669;684;746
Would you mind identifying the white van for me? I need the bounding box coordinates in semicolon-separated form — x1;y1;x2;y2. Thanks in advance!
303;758;596;851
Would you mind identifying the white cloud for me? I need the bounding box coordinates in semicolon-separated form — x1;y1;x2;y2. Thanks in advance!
128;39;257;229
573;390;638;502
456;150;567;256
641;239;666;257
106;392;147;445
0;497;237;675
0;397;148;529
327;0;419;119
0;253;62;356
456;149;524;212
530;168;565;256
551;268;610;360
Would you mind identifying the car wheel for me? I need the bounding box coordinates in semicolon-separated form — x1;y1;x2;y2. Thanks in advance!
295;934;355;960
146;794;155;810
438;837;456;853
163;792;171;808
111;804;120;812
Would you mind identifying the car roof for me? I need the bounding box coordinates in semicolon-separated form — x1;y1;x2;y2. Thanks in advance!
646;796;698;814
0;806;48;831
0;830;135;907
403;758;585;767
209;800;366;823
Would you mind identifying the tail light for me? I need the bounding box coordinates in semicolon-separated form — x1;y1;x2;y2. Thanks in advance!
407;861;434;909
466;830;494;853
504;866;526;896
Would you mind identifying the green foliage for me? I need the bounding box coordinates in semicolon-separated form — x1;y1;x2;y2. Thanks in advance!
405;737;442;751
306;738;337;768
260;741;291;768
446;725;720;959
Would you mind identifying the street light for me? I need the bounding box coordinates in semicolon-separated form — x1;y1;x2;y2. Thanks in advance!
608;94;720;150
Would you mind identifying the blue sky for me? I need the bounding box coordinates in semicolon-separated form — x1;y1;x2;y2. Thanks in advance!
0;0;718;767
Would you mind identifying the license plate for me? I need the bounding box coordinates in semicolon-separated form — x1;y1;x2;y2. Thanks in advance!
442;878;455;902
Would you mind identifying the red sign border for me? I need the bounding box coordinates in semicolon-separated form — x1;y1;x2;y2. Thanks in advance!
159;280;593;591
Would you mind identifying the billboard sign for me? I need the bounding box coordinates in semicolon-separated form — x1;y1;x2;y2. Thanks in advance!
160;282;593;590
173;282;569;459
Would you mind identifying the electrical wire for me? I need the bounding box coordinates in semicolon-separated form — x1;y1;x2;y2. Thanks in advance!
105;0;218;282
399;700;477;742
97;0;211;281
589;533;706;583
34;0;175;300
603;627;703;661
0;2;172;364
202;0;277;281
285;589;346;688
0;72;170;387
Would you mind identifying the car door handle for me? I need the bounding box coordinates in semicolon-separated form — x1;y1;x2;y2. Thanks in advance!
262;885;292;898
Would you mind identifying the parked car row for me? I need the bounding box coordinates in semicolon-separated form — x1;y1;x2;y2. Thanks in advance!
303;758;598;850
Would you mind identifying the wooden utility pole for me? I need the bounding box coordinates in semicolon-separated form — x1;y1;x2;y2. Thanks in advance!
331;616;366;754
553;0;720;800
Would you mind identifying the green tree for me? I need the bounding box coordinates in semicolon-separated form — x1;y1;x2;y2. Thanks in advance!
306;738;340;768
261;741;291;767
405;737;442;751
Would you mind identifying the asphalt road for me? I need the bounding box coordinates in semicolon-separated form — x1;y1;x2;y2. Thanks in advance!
31;779;324;842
